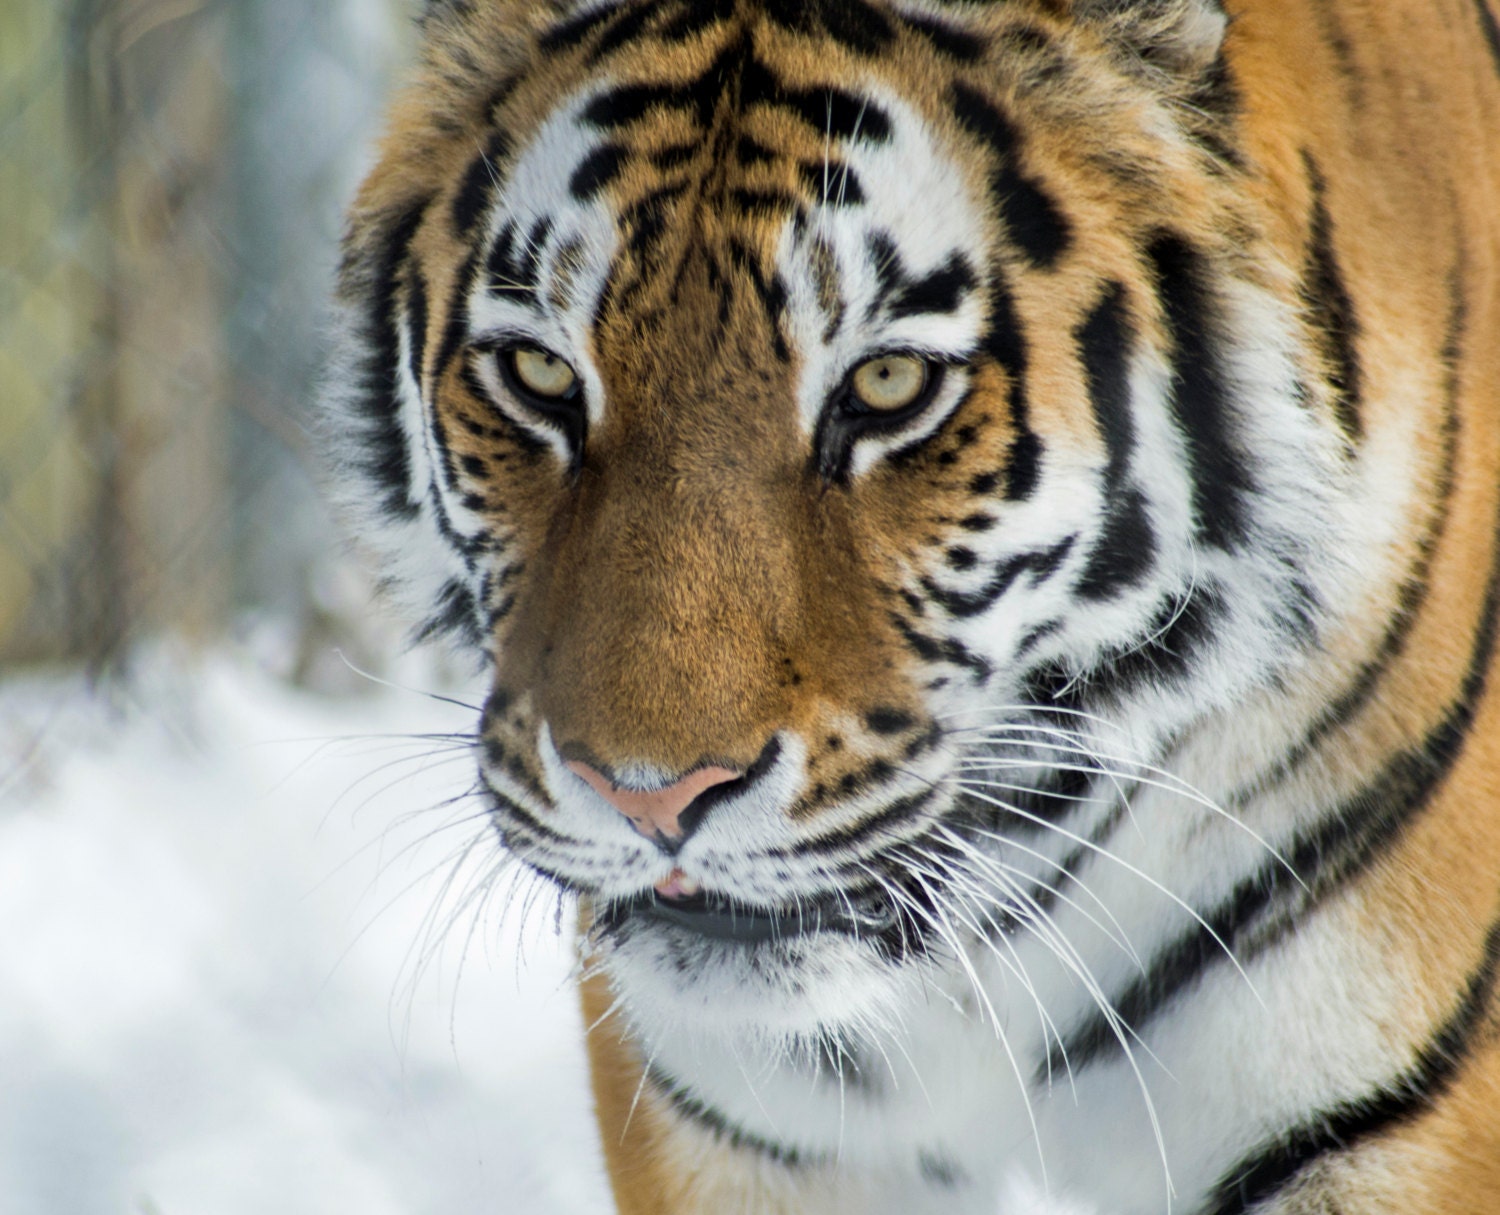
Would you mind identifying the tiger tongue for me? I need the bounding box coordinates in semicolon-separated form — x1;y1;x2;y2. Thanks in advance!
654;869;702;900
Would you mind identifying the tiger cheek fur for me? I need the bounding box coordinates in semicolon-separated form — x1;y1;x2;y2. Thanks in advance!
325;0;1500;1212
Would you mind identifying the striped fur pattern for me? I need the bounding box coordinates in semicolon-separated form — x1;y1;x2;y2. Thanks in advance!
323;1;1500;1211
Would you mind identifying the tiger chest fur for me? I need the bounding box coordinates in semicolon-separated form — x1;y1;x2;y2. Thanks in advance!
324;0;1500;1211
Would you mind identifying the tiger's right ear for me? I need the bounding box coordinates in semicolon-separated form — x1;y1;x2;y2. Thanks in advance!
1072;0;1229;79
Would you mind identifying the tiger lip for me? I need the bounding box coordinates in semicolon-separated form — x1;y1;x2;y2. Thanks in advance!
653;868;701;899
609;879;899;945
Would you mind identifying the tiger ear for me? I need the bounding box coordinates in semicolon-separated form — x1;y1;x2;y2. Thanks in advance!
1072;0;1228;78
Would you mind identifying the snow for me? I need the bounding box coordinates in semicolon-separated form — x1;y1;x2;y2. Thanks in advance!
0;648;612;1215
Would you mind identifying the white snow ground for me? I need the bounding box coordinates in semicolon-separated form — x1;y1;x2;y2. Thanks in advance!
0;647;612;1215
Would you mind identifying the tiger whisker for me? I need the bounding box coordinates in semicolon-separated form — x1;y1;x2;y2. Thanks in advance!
907;837;1174;1188
898;847;1067;1065
931;825;1142;968
879;861;1052;1191
953;797;1264;1011
331;649;483;713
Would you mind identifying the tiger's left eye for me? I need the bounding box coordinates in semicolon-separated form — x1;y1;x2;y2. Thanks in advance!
510;346;577;399
850;355;928;412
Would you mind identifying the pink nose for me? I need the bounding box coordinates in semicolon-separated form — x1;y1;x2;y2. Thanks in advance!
565;760;741;840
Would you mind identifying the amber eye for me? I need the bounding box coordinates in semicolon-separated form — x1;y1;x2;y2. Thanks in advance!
850;355;929;412
509;346;577;399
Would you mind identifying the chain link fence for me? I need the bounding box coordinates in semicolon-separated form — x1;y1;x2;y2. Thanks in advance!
0;0;410;679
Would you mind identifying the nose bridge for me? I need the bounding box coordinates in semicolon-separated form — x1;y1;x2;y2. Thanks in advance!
531;431;801;773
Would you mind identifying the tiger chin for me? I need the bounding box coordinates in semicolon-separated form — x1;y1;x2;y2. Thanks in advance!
322;0;1500;1211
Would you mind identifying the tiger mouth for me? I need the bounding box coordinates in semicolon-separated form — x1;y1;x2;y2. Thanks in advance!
599;886;902;944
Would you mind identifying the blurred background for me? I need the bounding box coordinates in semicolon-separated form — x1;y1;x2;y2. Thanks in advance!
0;3;610;1211
1;0;402;680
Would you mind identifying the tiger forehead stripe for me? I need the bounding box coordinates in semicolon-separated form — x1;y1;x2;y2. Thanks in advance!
948;80;1072;270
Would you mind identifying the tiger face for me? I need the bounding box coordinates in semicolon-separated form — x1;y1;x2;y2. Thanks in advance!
331;0;1334;1025
327;0;1500;1209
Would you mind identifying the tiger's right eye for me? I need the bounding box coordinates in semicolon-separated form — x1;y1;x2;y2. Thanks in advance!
509;346;577;399
850;355;929;413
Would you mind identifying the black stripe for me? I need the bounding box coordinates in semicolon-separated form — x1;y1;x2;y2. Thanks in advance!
1300;155;1362;441
414;577;480;646
865;231;904;318
741;56;891;143
341;198;432;521
1076;282;1135;488
1016;619;1062;657
539;0;649;50
432;245;483;399
949;82;1071;269
585;30;750;130
590;0;661;59
1044;847;1261;1079
405;268;429;393
920;535;1076;619
726;237;790;360
583;82;682;129
650;142;698;170
890;253;977;319
865;706;916;735
648;1067;815;1168
1200;917;1500;1215
1147;233;1252;550
622;181;689;259
1073;282;1156;598
898;12;986;61
570;143;629;201
587;34;747;133
484;216;553;303
763;0;894;55
1477;0;1500;76
736;135;775;166
798;160;865;206
1181;51;1244;170
780;788;940;856
483;781;577;849
730;186;802;215
984;275;1042;500
423;393;493;569
484;222;526;304
1076;490;1156;600
1227;280;1465;805
1056;477;1500;1077
450;130;509;237
1092;584;1225;700
657;0;735;41
890;612;993;681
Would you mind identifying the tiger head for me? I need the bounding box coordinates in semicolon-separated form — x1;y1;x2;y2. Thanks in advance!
326;0;1345;1048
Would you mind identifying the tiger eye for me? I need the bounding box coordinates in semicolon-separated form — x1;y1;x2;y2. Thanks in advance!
850;355;928;412
510;347;577;398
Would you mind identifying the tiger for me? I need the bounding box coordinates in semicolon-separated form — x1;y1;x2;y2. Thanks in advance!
322;0;1500;1210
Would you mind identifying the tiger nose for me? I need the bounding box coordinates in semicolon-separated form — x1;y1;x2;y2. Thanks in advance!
565;760;741;841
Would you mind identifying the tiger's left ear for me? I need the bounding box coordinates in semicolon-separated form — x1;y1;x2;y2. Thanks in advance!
1072;0;1228;78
